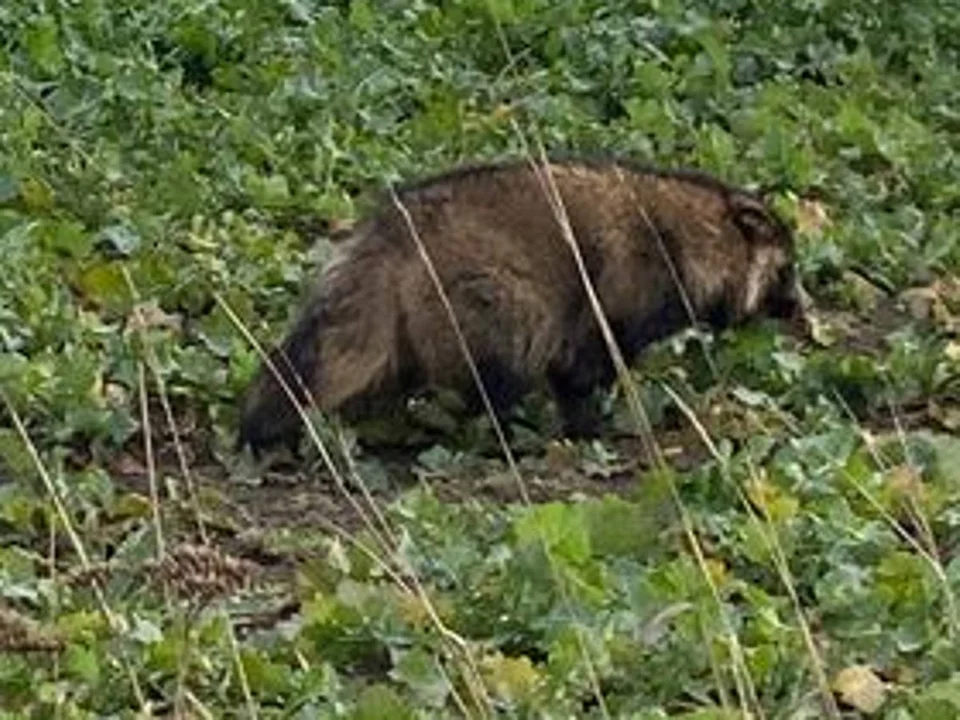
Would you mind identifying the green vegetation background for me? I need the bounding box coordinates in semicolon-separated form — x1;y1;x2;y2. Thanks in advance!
1;0;959;716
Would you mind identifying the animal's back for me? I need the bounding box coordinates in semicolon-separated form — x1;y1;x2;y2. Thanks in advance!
377;158;705;375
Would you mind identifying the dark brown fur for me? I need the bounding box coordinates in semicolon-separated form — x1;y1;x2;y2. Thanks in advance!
237;156;807;452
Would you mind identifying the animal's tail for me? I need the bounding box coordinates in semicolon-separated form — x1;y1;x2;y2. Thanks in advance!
236;298;325;453
236;242;402;453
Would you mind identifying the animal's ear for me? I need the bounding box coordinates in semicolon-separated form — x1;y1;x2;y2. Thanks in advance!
730;195;782;246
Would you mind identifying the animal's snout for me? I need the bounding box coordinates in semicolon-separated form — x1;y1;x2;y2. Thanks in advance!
781;280;814;340
765;276;813;340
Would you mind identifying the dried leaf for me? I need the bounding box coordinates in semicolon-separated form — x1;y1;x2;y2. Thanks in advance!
807;312;836;347
796;198;830;235
128;302;181;333
480;653;544;705
944;341;960;363
833;664;886;714
899;285;954;328
746;472;799;523
900;287;938;320
112;453;146;477
930;401;960;432
843;271;885;312
544;440;579;475
886;464;925;502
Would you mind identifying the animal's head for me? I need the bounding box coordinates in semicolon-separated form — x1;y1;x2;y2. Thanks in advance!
726;192;811;336
236;351;306;456
235;309;323;456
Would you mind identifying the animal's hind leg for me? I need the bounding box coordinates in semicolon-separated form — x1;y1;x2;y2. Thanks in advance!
547;345;614;438
473;357;528;426
549;377;602;438
427;274;531;423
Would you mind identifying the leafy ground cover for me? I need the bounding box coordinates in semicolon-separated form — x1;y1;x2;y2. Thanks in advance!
1;0;960;716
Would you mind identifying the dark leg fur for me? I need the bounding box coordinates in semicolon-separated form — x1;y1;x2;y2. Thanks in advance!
549;375;604;438
477;359;528;417
457;358;529;436
548;346;614;439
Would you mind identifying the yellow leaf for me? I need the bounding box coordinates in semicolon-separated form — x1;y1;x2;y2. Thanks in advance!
795;198;830;235
842;271;884;312
930;401;960;432
392;585;453;629
19;176;55;212
746;472;799;523
112;492;152;519
480;653;543;705
491;103;513;122
886;464;925;503
703;557;727;586
74;262;128;311
807;313;836;347
932;275;960;308
394;590;430;628
944;341;960;363
832;665;886;714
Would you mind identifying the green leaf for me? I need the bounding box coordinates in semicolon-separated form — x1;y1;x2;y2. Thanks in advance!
390;648;449;708
73;262;130;312
39;219;91;258
922;432;960;488
349;0;375;31
238;649;291;697
351;684;416;720
583;495;662;558
0;353;29;388
484;0;517;24
0;175;17;204
22;15;63;76
674;709;743;720
912;675;960;718
63;645;100;685
0;427;33;481
696;29;731;90
17;177;54;213
514;503;590;565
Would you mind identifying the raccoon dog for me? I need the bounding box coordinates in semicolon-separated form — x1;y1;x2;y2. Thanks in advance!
237;156;808;452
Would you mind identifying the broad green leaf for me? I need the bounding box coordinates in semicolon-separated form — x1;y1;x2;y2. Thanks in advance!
480;652;544;706
0;427;33;481
63;645;100;685
583;495;662;557
912;675;960;718
351;684;416;720
17;177;54;213
390;647;449;708
22;16;63;75
0;175;17;204
514;502;590;565
349;0;375;30
73;262;129;312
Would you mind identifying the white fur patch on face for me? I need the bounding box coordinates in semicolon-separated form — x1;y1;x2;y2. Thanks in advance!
744;245;787;314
